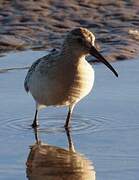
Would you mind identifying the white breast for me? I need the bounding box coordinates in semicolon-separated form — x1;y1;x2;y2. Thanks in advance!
67;59;94;104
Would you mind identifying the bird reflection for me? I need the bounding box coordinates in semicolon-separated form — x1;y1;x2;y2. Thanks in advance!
26;128;96;180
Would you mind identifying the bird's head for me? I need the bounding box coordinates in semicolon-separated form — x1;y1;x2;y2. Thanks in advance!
63;27;118;77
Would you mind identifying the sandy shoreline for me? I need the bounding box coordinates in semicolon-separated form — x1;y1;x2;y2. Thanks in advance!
0;0;139;61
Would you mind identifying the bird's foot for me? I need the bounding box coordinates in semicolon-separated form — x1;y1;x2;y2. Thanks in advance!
64;124;71;131
31;121;39;128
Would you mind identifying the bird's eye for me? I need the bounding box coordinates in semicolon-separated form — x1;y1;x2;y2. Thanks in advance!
77;37;83;44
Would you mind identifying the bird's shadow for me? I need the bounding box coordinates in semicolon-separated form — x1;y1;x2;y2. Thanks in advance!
26;127;96;180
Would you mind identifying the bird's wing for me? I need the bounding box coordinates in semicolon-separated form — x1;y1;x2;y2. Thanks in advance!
24;49;58;92
24;58;42;92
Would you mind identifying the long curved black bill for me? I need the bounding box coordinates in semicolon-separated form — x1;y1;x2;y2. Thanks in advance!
90;46;118;77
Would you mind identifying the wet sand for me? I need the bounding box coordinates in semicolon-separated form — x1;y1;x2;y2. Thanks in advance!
0;0;139;60
0;51;139;180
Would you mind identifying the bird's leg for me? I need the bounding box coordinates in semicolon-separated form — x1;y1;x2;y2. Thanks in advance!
65;127;75;152
64;105;74;128
33;126;39;144
32;109;39;128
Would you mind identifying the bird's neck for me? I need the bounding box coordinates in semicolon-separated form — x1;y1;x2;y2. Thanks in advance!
60;45;86;61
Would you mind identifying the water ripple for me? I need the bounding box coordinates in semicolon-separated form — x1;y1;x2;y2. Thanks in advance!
1;114;139;137
1;114;110;135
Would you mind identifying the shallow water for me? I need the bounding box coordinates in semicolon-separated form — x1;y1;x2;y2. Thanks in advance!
0;51;139;180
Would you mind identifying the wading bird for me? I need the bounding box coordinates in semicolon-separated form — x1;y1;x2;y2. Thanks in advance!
24;27;118;128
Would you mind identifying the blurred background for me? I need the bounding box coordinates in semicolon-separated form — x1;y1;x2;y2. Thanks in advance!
0;0;139;60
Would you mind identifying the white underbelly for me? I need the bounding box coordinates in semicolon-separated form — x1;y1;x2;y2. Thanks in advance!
29;61;94;107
